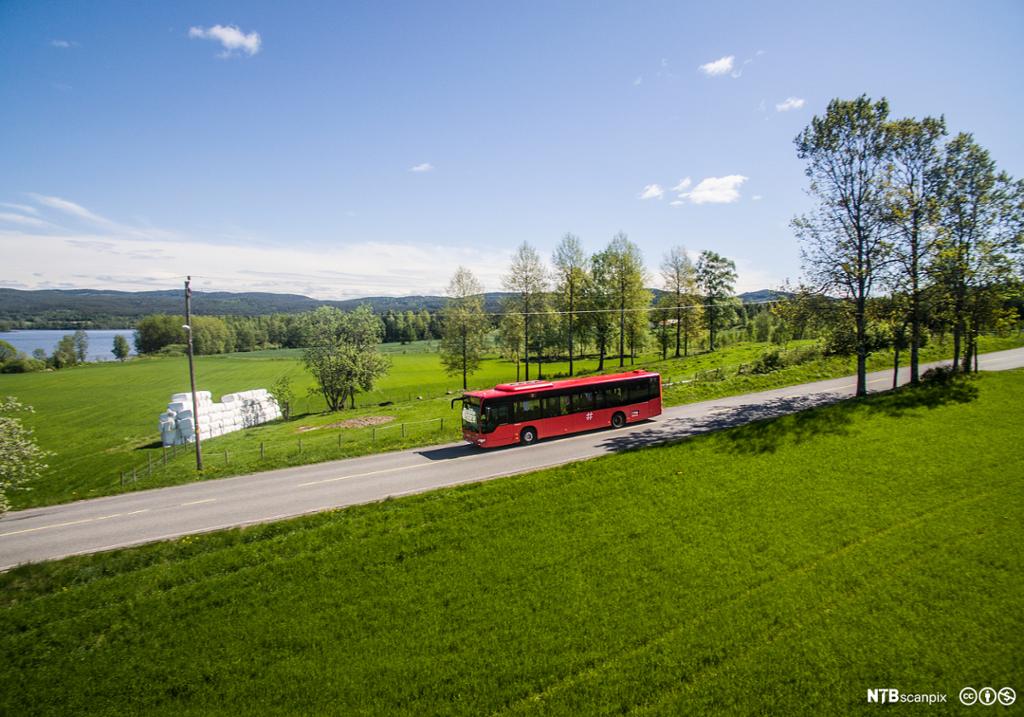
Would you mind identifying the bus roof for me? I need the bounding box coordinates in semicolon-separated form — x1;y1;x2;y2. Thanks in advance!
464;369;659;400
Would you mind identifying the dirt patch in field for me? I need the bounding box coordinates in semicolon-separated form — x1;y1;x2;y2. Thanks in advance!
297;415;395;432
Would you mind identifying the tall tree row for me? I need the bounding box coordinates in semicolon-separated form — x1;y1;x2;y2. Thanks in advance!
794;95;1022;391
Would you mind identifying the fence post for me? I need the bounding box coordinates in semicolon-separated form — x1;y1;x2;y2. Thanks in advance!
402;423;406;438
224;448;228;465
337;433;342;449
298;438;302;454
172;443;177;459
162;446;167;466
148;454;153;478
132;467;137;483
440;417;444;432
120;471;125;488
260;441;265;460
372;427;376;441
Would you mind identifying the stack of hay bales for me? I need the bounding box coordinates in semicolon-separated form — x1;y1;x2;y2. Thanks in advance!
158;388;281;446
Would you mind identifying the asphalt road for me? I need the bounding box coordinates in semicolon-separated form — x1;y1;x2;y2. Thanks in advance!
2;348;1022;570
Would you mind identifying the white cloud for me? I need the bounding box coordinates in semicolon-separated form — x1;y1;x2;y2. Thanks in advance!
25;194;179;241
677;175;748;204
775;97;805;112
752;194;763;201
638;184;664;200
698;55;734;77
409;163;434;173
0;195;515;297
188;25;261;57
669;200;684;207
0;212;49;228
1;202;38;215
633;76;643;86
672;177;692;192
29;194;109;224
50;39;76;48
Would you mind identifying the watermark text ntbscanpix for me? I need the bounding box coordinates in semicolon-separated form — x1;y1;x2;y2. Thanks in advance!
866;688;946;704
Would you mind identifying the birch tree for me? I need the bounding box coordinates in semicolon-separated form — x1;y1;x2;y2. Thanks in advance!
793;96;893;396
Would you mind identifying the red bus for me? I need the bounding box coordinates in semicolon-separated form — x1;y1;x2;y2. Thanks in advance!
456;369;662;447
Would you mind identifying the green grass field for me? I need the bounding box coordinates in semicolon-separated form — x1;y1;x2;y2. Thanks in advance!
1;370;1020;715
1;333;1022;510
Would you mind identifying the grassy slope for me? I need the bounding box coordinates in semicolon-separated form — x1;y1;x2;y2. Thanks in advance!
1;334;1022;509
1;371;1021;715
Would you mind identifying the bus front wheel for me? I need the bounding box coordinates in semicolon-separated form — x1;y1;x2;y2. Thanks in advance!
611;412;626;429
520;427;538;445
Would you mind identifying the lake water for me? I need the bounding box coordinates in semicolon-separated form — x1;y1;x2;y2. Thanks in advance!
0;329;137;362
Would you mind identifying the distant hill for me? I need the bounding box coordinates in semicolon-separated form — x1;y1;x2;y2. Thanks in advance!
0;286;786;329
738;289;792;304
0;288;512;329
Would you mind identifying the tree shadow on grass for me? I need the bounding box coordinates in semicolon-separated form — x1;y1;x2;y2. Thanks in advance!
598;393;848;455
866;377;979;418
601;378;982;457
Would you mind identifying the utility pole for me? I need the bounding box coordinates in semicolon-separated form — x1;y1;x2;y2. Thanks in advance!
184;276;203;471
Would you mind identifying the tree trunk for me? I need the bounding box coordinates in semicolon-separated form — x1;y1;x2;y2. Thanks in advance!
461;328;467;390
892;344;900;389
909;228;921;384
568;281;574;377
619;301;625;368
952;324;962;374
855;292;867;397
708;301;716;352
674;293;681;357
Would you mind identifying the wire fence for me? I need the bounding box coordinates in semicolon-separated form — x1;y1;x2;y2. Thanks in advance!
116;416;452;489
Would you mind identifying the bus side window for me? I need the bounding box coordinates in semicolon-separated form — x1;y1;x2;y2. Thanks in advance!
628;381;648;403
542;396;561;419
605;386;624;408
486;402;510;432
649;376;660;398
572;391;594;412
518;398;542;422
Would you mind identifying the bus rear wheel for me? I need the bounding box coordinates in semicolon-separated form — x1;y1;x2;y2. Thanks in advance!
611;412;626;429
520;427;538;445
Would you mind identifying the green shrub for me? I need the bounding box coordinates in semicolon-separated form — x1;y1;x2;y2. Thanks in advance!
1;358;46;374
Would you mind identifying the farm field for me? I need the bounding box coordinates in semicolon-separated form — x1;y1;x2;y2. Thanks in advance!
1;333;1022;509
2;333;1023;510
1;370;1020;715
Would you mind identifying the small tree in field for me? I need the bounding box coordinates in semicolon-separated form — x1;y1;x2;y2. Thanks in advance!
440;267;489;390
112;334;131;362
0;397;49;514
302;306;390;411
270;375;296;420
696;250;738;351
72;330;89;364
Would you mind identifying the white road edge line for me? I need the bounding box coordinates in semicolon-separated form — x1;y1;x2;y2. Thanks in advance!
0;509;150;538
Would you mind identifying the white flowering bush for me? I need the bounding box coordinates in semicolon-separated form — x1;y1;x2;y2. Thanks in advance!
0;397;49;514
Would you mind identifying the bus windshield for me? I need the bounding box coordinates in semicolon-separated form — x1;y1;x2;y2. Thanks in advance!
462;396;481;432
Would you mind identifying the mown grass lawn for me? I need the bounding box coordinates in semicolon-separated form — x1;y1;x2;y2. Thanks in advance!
1;334;1022;509
1;370;1020;715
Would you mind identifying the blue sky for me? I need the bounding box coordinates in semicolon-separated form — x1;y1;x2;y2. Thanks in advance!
2;0;1022;298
